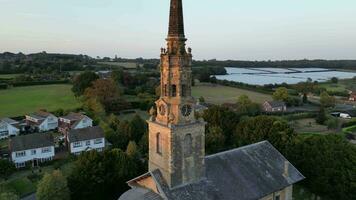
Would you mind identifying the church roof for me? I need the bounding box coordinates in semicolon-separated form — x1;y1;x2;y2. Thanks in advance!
168;0;185;37
120;141;304;200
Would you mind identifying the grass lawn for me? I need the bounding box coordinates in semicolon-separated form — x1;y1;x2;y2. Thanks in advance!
0;74;21;79
0;159;75;197
290;118;334;134
118;109;149;121
6;177;36;197
192;83;272;105
0;139;8;149
0;84;81;118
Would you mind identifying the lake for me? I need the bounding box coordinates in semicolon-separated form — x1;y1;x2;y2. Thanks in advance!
215;67;356;85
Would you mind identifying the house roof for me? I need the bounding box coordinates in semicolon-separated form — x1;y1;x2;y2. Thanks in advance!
121;141;305;200
60;112;87;121
0;118;19;125
27;111;54;120
10;133;54;152
265;101;286;108
68;126;104;143
119;187;162;200
60;112;91;129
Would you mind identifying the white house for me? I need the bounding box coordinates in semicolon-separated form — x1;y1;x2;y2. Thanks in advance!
0;118;20;139
9;133;55;168
67;126;105;156
58;112;93;135
25;111;58;132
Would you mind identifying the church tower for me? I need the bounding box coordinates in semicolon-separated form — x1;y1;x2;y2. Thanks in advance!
148;0;206;188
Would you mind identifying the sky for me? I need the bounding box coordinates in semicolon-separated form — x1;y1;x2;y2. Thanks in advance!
1;0;356;60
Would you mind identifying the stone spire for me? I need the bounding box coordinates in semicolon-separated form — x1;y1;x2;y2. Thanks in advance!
168;0;185;38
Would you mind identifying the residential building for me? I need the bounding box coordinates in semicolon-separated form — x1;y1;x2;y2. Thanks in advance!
119;1;304;199
0;118;20;139
25;111;58;132
263;101;287;113
67;126;105;155
9;133;55;168
58;112;93;135
349;91;356;101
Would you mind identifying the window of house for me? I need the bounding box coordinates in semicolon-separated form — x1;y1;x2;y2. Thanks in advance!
42;147;51;153
74;142;82;148
156;133;162;154
274;195;280;200
94;138;103;144
183;134;193;156
171;85;177;97
0;131;8;137
16;162;25;168
31;150;36;155
16;151;26;157
86;140;91;146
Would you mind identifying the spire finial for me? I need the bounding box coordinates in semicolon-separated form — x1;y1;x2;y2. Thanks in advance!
168;0;185;38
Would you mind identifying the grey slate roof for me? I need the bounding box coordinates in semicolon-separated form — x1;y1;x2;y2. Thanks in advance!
60;112;87;121
68;126;104;143
120;141;305;200
0;117;19;125
10;133;54;152
119;187;163;200
266;101;286;108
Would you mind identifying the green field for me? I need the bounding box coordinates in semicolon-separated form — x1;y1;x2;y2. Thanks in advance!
98;62;139;69
192;83;272;104
0;74;21;79
0;84;81;118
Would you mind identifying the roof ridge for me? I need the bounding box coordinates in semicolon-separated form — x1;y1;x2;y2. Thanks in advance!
205;140;269;159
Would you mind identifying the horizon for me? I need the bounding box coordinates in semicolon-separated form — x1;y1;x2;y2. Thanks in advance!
1;0;356;60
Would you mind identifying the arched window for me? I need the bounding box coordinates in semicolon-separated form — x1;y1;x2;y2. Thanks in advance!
183;134;192;156
156;133;162;154
171;85;177;97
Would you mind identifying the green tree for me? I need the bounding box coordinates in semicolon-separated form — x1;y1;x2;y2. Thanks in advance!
272;87;289;102
126;141;139;157
320;91;336;108
316;106;327;125
84;79;125;112
128;115;147;143
206;126;225;154
36;170;70;200
331;77;339;84
0;192;19;200
236;95;261;115
234;116;296;155
111;69;124;84
72;71;99;96
203;106;240;146
325;117;339;130
68;149;142;200
290;135;356;200
0;159;15;180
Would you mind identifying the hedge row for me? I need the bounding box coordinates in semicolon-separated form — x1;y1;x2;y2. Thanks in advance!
12;80;70;87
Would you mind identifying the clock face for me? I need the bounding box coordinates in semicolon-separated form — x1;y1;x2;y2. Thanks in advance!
159;105;166;116
181;105;192;117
